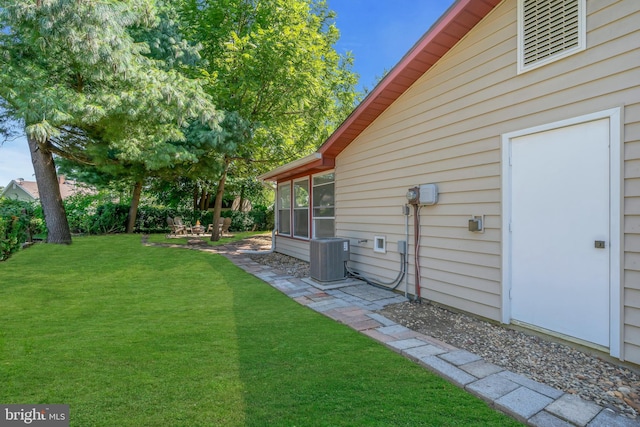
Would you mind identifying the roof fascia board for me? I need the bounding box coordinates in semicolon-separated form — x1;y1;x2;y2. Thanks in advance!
258;152;323;181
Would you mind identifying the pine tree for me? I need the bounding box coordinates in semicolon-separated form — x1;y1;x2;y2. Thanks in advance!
0;0;219;243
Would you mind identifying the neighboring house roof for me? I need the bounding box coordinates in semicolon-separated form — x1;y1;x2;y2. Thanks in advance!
0;179;38;202
259;0;501;182
0;176;94;201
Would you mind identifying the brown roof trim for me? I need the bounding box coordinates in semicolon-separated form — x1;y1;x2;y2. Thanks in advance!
258;153;335;182
262;0;501;182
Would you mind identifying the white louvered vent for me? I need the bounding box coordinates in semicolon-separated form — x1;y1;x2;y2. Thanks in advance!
518;0;585;73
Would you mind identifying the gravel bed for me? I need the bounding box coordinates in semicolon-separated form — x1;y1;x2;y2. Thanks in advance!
248;251;310;278
379;301;640;419
247;249;640;419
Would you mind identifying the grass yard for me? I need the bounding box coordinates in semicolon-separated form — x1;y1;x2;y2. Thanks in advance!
0;235;521;426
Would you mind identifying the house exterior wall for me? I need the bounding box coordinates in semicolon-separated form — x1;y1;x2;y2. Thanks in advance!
334;0;640;360
0;182;35;202
275;235;311;262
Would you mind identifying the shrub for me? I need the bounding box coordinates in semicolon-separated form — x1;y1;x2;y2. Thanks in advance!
90;202;129;234
0;198;44;260
136;206;171;233
64;194;130;234
228;211;254;232
64;193;102;234
248;205;268;231
217;206;274;232
0;216;18;261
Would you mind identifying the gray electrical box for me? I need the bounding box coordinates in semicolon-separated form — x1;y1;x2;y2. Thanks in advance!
310;238;350;282
419;183;438;205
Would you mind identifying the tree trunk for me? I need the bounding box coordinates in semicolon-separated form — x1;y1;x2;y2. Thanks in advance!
126;180;143;233
198;188;207;211
193;186;199;212
210;158;231;242
27;135;72;244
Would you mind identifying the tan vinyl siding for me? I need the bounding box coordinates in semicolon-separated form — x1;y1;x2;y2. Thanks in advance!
334;0;640;360
624;101;640;359
274;236;310;262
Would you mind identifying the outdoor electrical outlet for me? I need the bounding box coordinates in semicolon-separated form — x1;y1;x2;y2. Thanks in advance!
469;215;485;233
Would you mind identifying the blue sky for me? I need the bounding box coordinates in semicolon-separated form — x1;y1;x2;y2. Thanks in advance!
0;1;454;186
329;0;454;91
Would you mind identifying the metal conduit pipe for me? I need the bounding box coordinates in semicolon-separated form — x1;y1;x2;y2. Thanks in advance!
413;203;422;303
345;251;406;291
345;203;410;292
404;204;410;300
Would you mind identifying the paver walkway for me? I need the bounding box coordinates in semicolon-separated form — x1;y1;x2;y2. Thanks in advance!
156;239;640;427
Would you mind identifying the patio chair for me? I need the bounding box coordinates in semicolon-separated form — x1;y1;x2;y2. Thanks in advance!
221;217;232;236
174;217;192;234
167;216;186;235
206;217;232;236
206;218;223;234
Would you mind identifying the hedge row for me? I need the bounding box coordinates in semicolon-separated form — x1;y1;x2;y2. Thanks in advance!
63;194;273;235
1;193;274;261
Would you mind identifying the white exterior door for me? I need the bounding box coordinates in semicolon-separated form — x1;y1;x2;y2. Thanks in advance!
509;118;611;347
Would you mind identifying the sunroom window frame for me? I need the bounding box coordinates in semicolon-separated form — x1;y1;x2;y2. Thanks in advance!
312;171;335;239
293;177;310;239
277;182;291;236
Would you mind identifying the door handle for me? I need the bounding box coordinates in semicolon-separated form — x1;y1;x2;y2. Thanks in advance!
594;240;606;249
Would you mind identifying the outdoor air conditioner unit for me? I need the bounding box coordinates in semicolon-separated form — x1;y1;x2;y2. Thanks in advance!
310;238;350;282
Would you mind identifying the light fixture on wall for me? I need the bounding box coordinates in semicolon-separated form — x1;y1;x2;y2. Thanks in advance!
469;215;484;233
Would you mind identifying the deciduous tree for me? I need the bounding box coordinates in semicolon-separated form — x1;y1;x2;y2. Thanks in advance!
178;0;359;240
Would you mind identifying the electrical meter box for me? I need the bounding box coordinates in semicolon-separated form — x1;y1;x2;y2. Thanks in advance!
419;183;439;205
310;238;350;282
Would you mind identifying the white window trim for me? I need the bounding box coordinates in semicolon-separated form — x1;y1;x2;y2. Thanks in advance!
311;171;335;221
293;178;310;240
517;0;586;74
277;182;291;237
312;171;336;239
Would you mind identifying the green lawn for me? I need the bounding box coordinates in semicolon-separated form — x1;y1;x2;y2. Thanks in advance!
0;235;521;426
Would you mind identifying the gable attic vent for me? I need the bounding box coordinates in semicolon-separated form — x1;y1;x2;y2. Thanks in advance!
518;0;585;73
